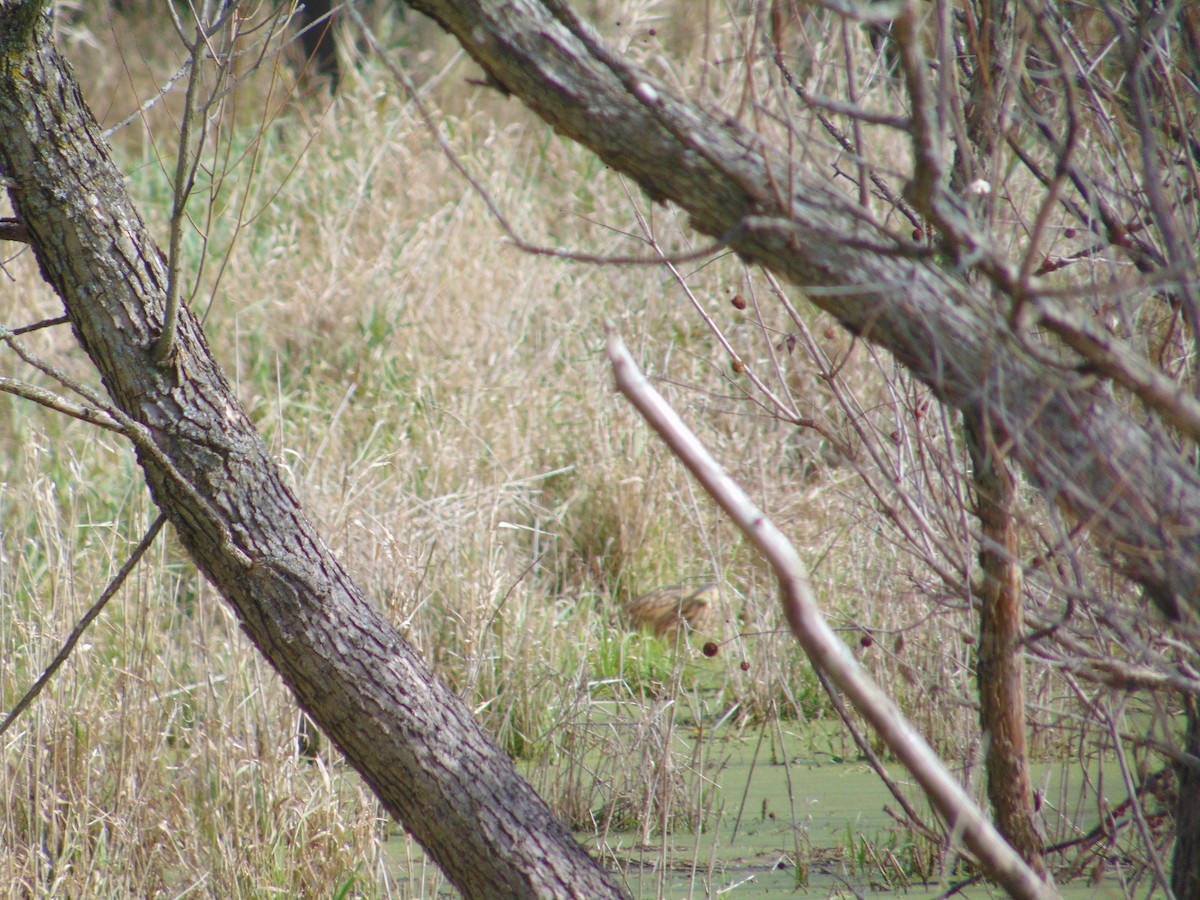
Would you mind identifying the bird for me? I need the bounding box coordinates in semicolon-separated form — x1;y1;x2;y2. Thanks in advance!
623;583;718;638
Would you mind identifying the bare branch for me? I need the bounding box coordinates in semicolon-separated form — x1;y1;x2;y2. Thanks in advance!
606;324;1057;900
153;19;210;364
0;215;28;242
1032;293;1200;441
0;374;126;433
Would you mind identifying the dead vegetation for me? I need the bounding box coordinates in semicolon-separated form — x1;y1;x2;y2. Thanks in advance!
1;0;1197;895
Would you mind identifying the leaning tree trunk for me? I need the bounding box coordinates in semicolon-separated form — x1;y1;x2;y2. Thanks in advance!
406;0;1200;620
0;9;623;899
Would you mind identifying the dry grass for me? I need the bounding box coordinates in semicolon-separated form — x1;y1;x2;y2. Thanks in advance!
0;0;1183;895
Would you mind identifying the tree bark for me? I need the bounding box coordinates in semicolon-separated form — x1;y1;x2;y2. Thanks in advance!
965;413;1046;877
0;10;624;899
1175;696;1200;900
406;0;1200;622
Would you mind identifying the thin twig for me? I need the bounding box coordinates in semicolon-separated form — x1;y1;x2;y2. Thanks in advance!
0;325;252;569
0;216;29;243
0;513;168;739
153;19;208;364
346;4;732;269
0;375;126;432
9;314;67;335
813;665;938;840
103;58;194;139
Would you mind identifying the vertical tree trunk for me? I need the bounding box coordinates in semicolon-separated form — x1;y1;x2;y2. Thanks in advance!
965;412;1046;877
0;10;623;898
1174;696;1200;899
955;7;1045;871
296;0;339;88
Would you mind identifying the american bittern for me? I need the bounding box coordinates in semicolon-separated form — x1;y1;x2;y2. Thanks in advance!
623;583;718;638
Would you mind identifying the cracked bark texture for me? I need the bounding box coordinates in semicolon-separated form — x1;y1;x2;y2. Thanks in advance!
0;9;624;899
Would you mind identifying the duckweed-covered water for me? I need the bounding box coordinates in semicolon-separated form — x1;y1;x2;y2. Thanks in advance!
595;730;1133;898
382;725;1136;897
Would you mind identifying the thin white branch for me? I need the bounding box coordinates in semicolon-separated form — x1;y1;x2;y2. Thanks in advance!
606;324;1059;900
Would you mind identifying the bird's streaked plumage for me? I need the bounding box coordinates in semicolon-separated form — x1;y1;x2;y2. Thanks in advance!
623;583;718;638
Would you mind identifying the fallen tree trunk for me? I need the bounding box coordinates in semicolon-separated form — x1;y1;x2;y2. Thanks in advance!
0;7;624;898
